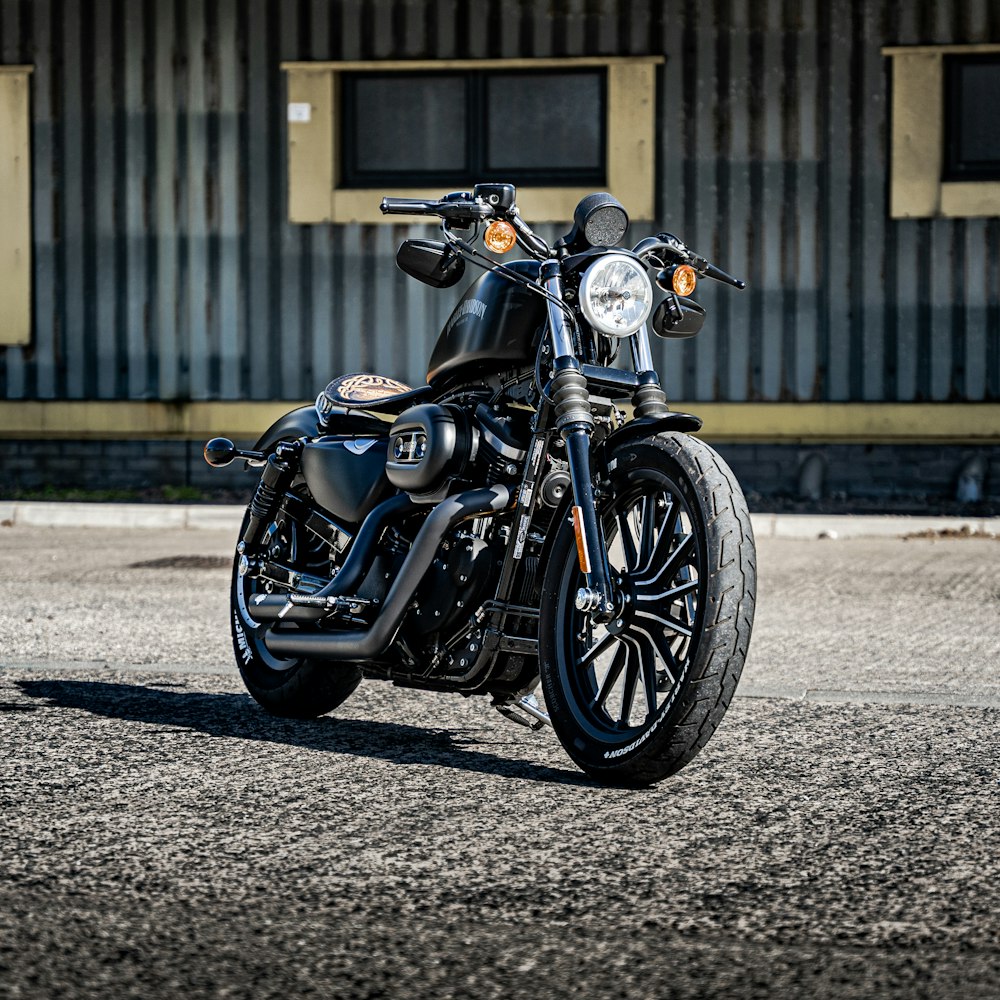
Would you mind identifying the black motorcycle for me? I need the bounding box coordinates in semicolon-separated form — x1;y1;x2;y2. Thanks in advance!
205;183;756;786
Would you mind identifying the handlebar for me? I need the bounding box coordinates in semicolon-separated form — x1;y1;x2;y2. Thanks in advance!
379;194;494;223
633;233;746;290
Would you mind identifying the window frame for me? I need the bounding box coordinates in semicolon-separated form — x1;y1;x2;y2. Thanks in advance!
339;67;608;190
884;44;1000;219
281;57;661;225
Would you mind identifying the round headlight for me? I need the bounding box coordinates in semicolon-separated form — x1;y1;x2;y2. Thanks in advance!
579;254;653;338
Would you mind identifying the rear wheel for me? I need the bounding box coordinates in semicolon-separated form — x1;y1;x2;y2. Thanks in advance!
231;503;361;719
539;432;755;786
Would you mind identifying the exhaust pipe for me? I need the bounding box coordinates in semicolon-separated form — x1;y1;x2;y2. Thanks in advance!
248;493;418;625
263;485;511;661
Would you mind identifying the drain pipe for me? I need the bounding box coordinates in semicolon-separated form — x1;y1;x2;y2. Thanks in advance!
263;485;511;662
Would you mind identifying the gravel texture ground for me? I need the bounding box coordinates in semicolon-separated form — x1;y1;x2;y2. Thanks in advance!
1;524;999;999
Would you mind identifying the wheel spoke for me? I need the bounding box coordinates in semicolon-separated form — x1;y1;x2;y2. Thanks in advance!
636;530;695;589
640;636;659;716
616;509;639;571
634;608;694;638
634;578;699;604
590;641;627;711
639;621;681;687
578;630;616;670
618;641;642;727
638;495;657;567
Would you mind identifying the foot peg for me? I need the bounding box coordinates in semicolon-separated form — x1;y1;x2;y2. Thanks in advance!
493;692;551;731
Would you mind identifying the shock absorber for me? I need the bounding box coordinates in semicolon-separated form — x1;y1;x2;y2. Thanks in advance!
240;441;301;550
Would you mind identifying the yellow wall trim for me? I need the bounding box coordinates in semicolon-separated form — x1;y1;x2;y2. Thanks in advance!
1;401;999;444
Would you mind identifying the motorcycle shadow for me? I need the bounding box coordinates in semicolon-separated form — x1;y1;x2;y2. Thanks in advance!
16;677;591;786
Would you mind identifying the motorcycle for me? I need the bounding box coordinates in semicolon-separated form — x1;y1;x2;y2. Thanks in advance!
204;182;756;786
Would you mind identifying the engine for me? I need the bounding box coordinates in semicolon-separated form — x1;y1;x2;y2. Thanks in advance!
385;402;528;500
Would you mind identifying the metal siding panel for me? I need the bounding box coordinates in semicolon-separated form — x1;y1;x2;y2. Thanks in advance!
279;0;303;399
759;0;783;401
120;1;145;400
338;224;365;376
218;0;242;399
61;0;87;399
930;217;953;401
823;0;852;402
94;0;117;398
32;0;56;399
955;219;976;400
246;0;273;398
793;0;819;400
725;3;751;402
693;14;719;401
186;0;210;399
859;1;887;401
894;223;919;402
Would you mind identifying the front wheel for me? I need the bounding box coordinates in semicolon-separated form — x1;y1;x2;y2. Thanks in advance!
539;432;756;786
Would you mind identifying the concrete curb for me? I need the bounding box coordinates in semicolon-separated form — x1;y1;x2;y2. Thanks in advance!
1;500;999;538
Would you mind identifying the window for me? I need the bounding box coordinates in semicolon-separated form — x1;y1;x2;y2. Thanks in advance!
944;55;1000;181
0;65;32;346
340;69;606;189
282;57;660;225
884;44;1000;218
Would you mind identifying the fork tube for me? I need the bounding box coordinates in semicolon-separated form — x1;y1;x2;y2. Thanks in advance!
630;325;655;373
540;260;615;620
629;324;670;419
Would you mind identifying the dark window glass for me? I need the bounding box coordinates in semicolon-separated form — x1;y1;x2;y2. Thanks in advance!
343;74;468;185
341;69;606;188
485;72;603;177
944;55;1000;181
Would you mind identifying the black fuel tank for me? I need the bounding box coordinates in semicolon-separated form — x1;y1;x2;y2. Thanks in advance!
426;260;545;387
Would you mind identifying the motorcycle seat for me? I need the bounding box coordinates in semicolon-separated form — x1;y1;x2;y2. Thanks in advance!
320;373;434;415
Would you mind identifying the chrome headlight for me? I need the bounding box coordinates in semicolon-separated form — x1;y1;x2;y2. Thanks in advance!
579;254;653;338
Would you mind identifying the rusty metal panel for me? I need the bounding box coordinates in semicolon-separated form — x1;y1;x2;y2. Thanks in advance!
0;0;998;407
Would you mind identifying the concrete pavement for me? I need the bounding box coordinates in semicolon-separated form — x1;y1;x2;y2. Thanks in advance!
1;523;998;998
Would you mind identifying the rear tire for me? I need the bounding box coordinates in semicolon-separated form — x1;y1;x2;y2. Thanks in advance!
539;432;755;786
231;507;362;720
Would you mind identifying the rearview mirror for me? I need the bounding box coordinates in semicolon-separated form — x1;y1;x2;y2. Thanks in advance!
395;240;466;288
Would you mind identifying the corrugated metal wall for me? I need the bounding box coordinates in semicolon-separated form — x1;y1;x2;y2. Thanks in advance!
0;0;997;404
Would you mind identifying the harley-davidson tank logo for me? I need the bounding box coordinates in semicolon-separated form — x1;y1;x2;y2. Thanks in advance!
445;298;487;335
328;373;412;403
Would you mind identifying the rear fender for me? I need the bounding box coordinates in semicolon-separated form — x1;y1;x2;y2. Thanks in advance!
253;406;319;454
253;405;390;454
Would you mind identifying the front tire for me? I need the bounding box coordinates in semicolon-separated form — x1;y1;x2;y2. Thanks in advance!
539;432;756;786
231;507;362;720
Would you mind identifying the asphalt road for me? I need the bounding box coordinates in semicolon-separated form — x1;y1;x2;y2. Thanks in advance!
1;523;999;999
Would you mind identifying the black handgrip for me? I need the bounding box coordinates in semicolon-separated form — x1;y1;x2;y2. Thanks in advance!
380;197;440;216
701;261;746;290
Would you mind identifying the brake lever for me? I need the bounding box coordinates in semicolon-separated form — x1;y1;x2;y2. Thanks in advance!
656;233;746;290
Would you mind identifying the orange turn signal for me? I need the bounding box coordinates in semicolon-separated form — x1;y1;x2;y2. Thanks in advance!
672;264;698;296
484;220;517;254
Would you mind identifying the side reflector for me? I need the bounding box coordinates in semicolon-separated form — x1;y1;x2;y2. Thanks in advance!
484;220;517;254
572;505;592;574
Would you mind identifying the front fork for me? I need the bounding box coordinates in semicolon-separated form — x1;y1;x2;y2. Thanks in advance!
541;260;670;624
